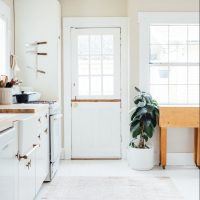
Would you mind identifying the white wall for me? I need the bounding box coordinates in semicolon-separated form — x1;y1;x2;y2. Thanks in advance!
128;0;199;155
15;0;61;101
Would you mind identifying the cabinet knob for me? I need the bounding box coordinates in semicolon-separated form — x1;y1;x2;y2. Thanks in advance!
38;118;41;122
44;128;48;134
38;134;41;139
45;114;48;118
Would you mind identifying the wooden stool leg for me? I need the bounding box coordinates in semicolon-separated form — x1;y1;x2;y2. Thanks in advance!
160;127;167;169
194;128;198;166
196;128;200;168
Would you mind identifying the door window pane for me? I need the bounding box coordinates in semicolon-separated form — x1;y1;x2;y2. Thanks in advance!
150;45;168;63
169;45;187;63
78;35;89;55
102;35;113;54
188;25;199;44
91;76;101;95
103;76;114;95
150;85;168;104
78;56;89;75
91;56;101;75
79;77;89;95
169;85;187;104
150;26;168;44
90;35;101;55
169;26;187;44
103;55;113;75
169;66;187;84
150;66;168;84
188;45;199;63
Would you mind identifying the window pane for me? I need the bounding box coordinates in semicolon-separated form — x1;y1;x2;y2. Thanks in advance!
103;55;114;75
150;66;168;84
78;35;89;55
169;66;187;84
169;45;187;63
150;85;168;104
169;85;187;104
91;56;101;75
188;45;199;63
90;35;101;55
103;76;114;95
102;35;113;55
78;56;89;75
150;25;168;44
188;85;199;104
188;66;199;84
188;25;199;44
78;77;89;95
150;45;168;63
169;25;187;44
91;76;101;95
0;17;6;75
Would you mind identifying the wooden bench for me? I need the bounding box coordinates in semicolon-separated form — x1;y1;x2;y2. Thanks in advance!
159;106;200;169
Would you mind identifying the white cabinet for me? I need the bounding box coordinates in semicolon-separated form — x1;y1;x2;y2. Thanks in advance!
0;123;18;200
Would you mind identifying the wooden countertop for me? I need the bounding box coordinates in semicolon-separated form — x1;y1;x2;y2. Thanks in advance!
0;104;49;113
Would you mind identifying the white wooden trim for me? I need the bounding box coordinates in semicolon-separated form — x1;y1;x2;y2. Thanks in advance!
63;17;129;159
0;0;11;78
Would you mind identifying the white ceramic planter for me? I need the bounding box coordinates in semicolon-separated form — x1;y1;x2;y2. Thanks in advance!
0;88;13;105
127;146;154;170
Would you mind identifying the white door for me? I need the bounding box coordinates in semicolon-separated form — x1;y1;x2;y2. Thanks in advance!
71;28;121;159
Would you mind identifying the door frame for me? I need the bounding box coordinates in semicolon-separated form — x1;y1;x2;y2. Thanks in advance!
63;17;129;159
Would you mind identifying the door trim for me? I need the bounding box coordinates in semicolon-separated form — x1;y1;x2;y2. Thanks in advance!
63;17;129;159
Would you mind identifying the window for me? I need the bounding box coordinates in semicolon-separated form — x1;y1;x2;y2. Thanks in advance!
139;13;199;105
0;1;10;77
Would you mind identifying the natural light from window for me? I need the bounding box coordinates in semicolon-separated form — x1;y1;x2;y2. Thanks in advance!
149;24;199;105
0;16;6;76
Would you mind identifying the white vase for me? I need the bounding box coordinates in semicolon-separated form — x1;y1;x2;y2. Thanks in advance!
0;88;13;105
127;146;154;170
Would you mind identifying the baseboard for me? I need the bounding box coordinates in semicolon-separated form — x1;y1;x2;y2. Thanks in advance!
167;153;195;166
60;148;66;160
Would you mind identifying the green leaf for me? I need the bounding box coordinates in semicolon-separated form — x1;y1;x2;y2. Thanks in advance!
130;119;140;132
144;123;154;138
135;87;141;93
143;135;149;142
131;123;141;138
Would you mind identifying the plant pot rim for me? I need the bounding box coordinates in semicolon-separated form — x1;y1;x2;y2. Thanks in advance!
128;146;154;151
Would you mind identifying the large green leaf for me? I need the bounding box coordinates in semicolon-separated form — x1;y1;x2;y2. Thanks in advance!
130;119;140;132
131;123;141;138
144;123;154;138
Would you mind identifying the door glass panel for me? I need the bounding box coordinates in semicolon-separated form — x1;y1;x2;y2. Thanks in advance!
150;66;168;84
169;26;187;44
90;35;101;55
188;45;199;63
78;35;89;55
78;56;89;75
102;35;113;54
150;45;168;63
90;56;101;75
103;76;114;95
188;25;199;44
169;66;187;84
91;76;101;95
103;55;113;75
150;26;168;44
78;77;89;95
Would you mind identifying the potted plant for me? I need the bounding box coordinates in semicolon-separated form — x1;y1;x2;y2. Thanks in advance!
127;87;159;170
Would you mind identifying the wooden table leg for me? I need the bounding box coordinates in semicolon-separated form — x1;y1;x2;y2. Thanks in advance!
160;127;167;169
194;128;198;166
196;128;200;168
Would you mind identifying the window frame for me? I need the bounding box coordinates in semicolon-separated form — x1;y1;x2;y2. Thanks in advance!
0;0;11;77
138;12;199;105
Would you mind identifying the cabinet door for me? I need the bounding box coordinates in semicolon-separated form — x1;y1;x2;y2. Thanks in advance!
35;127;49;193
0;125;18;200
19;145;39;200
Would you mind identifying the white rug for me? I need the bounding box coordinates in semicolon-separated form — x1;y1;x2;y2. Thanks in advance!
39;176;183;200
